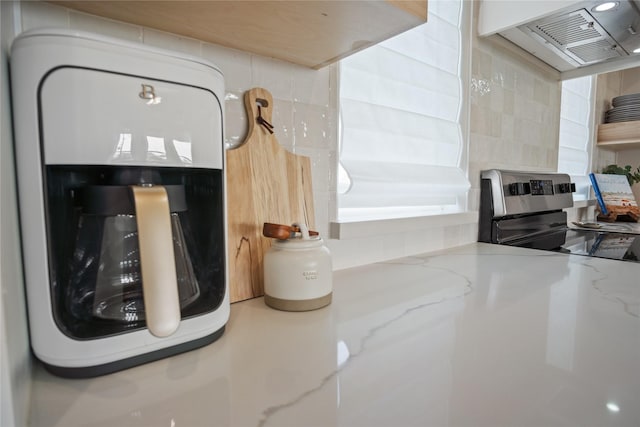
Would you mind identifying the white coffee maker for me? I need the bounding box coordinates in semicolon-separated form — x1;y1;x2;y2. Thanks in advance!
10;29;229;377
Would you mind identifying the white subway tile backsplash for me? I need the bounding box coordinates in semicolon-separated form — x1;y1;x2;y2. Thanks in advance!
501;66;517;91
69;11;142;42
522;144;541;166
201;43;252;92
501;114;515;140
533;78;550;105
472;134;496;163
291;65;331;107
250;55;294;100
142;28;202;57
312;191;331;237
293;103;332;150
271;99;294;150
404;227;444;256
326;148;338;190
546;148;558;167
489;85;504;113
21;1;69;31
470;25;562;194
306;148;332;193
386;231;415;260
474;48;492;78
514;72;534;99
475;82;492;109
327;236;385;270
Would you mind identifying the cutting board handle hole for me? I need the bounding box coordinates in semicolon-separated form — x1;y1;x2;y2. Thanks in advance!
256;98;269;108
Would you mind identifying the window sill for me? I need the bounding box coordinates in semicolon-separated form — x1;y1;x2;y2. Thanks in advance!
571;199;597;209
329;211;479;240
329;200;593;240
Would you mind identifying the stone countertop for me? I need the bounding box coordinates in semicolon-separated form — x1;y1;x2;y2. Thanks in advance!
28;243;640;426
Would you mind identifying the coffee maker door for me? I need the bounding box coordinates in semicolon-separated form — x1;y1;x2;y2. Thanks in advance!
40;66;223;169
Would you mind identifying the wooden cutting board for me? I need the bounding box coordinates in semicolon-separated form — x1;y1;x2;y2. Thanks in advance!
226;88;316;303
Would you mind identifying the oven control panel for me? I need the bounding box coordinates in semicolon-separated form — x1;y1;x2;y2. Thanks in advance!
508;180;575;196
481;169;575;217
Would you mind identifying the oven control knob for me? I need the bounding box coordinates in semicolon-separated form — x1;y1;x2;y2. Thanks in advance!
508;182;531;196
556;183;575;194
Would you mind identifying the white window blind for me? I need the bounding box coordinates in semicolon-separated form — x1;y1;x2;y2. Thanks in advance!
557;76;594;201
338;0;469;220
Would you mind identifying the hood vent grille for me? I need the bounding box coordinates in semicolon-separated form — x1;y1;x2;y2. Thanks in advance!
537;12;601;45
568;39;623;62
526;9;626;65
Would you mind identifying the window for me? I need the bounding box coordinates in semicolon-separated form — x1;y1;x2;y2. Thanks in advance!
557;76;595;201
338;0;469;221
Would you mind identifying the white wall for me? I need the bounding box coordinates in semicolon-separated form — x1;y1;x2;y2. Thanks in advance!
1;2;31;426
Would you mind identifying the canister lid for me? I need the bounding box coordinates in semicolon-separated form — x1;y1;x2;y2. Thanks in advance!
272;236;325;250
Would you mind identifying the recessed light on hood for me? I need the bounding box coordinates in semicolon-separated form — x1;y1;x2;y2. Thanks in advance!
592;2;619;12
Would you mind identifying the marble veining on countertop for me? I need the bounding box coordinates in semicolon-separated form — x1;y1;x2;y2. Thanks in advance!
28;243;640;426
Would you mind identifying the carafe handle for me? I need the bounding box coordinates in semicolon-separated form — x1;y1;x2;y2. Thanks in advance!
131;185;181;337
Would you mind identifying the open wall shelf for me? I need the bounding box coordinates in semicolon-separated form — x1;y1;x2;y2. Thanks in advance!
597;121;640;150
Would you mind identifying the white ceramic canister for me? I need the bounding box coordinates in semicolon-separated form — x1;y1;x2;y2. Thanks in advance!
263;224;332;311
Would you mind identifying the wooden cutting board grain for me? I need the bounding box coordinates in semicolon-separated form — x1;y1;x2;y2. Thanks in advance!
226;88;316;303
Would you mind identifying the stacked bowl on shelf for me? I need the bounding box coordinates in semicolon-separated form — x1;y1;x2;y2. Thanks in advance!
605;93;640;123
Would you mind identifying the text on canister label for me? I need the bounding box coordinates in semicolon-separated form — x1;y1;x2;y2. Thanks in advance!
303;270;317;280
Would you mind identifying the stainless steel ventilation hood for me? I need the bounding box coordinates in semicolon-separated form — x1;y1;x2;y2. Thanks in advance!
478;0;640;78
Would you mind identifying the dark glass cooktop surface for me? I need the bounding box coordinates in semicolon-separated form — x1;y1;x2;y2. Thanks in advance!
503;227;640;263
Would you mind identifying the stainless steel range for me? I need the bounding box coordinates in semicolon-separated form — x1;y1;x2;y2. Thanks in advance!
478;169;640;263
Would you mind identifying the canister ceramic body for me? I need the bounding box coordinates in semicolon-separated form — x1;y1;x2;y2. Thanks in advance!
264;237;332;311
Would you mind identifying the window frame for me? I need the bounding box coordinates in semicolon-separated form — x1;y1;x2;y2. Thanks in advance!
330;0;473;238
334;0;472;228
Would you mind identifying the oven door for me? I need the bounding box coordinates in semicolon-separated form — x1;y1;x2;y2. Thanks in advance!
493;211;568;250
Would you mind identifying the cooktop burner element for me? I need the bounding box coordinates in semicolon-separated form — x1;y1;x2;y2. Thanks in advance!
478;169;640;263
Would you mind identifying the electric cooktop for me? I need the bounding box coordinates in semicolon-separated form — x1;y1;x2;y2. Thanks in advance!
479;169;640;264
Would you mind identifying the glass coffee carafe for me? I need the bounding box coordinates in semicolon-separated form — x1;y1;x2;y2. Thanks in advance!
44;166;226;341
67;173;199;338
90;211;199;323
